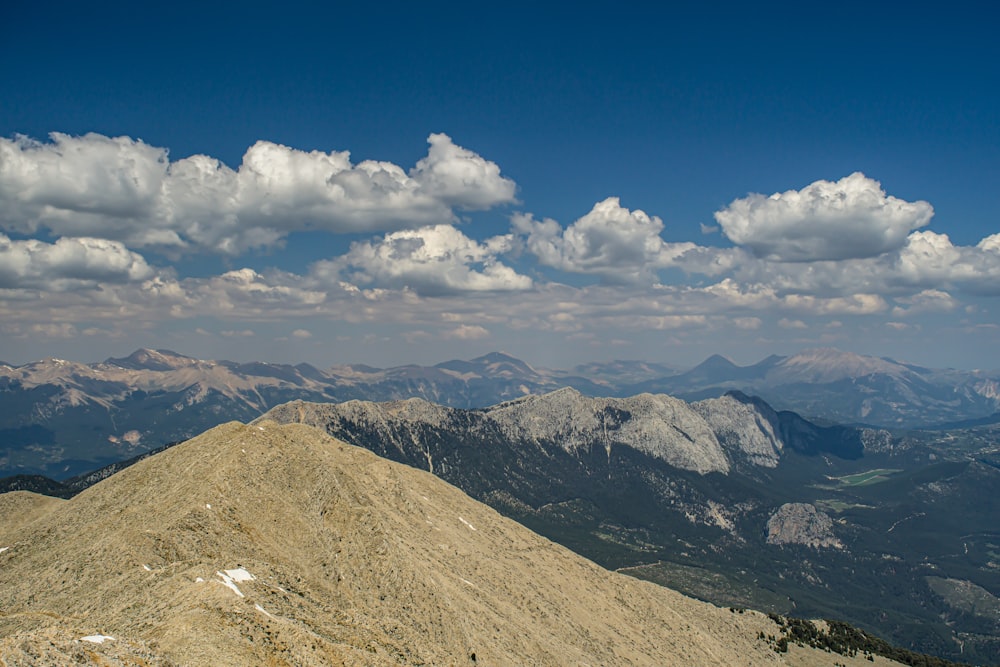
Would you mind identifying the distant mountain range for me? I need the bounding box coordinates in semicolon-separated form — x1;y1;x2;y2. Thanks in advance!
1;346;998;477
632;348;1000;428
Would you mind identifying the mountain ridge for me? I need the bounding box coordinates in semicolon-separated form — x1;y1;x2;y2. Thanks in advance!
1;418;830;666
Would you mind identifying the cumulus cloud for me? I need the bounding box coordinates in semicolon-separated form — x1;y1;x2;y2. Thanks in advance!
715;172;933;261
0;132;517;255
0;233;154;290
411;133;517;208
513;197;703;284
894;231;1000;295
315;224;532;295
891;289;957;316
978;233;1000;252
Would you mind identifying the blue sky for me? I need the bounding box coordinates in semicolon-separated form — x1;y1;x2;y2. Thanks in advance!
1;1;998;369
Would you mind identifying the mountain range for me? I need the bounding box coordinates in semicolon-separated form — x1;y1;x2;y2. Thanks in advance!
3;378;997;663
3;347;998;478
1;418;880;666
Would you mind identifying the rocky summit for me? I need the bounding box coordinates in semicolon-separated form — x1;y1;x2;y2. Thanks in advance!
0;420;894;666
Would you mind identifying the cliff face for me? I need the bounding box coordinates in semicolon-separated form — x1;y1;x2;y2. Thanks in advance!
0;420;800;666
766;503;843;549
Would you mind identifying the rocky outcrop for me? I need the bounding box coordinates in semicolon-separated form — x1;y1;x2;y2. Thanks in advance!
693;392;783;469
765;503;842;549
487;388;730;474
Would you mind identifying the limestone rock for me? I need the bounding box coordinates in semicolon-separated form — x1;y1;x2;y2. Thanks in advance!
766;503;843;549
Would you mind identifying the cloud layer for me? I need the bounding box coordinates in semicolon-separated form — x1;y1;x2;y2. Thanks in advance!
314;224;532;295
0;132;516;254
1;131;998;366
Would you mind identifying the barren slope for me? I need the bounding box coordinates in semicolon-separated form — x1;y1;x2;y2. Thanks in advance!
0;420;895;666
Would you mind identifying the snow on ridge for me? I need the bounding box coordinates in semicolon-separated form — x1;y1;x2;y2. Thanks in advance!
80;634;115;644
216;567;255;597
224;567;255;582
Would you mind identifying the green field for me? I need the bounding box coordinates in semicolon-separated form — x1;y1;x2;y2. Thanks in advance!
834;468;901;487
814;498;872;513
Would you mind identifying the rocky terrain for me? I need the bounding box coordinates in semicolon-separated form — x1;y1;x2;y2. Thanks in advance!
0;419;891;666
765;503;843;549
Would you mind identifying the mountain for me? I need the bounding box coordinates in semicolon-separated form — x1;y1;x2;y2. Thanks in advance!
0;349;606;478
1;419;843;666
258;393;1000;664
631;348;1000;428
2;346;998;478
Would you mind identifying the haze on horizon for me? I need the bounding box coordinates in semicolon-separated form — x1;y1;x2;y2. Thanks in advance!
1;2;998;371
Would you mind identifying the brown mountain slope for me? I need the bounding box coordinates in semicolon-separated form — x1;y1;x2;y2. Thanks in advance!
0;421;899;666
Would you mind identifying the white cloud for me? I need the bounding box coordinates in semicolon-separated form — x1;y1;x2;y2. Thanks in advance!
220;329;256;337
411;133;517;208
731;317;762;330
444;324;490;340
0;133;171;244
0;233;154;290
978;233;1000;252
31;323;79;339
0;132;517;255
894;231;1000;295
513;197;700;284
291;329;313;339
891;289;957;316
782;293;888;315
715;172;933;261
316;224;532;295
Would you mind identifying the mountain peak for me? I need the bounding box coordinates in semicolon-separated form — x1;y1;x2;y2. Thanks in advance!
775;348;912;383
471;351;536;373
106;348;198;371
697;353;739;369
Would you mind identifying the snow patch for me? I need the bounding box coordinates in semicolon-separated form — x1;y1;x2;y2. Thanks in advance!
142;564;152;571
255;603;273;618
459;516;477;531
225;567;255;582
216;568;255;597
258;426;265;431
195;577;205;583
0;546;9;554
80;635;115;644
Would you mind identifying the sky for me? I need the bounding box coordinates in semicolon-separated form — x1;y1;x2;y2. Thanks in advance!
1;1;999;370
